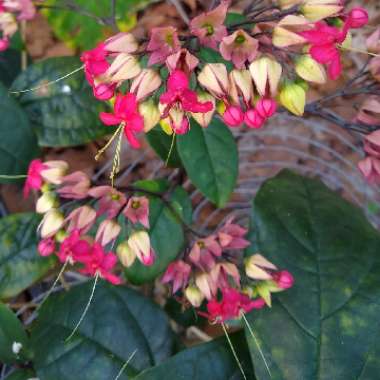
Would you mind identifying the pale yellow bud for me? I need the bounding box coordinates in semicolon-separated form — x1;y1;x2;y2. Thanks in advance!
36;192;56;214
106;53;141;82
139;100;160;132
41;161;68;185
273;15;308;47
229;69;253;104
301;0;343;22
184;286;205;307
131;69;162;101
279;82;306;116
295;55;327;84
197;63;229;99
128;231;154;266
117;241;136;267
245;254;277;280
278;0;302;10
39;209;64;238
95;220;121;246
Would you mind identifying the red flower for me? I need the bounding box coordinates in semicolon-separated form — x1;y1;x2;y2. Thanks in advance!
99;93;144;148
23;159;47;198
57;230;91;264
77;243;122;285
80;43;109;86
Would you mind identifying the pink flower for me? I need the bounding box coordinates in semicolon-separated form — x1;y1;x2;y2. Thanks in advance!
160;70;213;134
77;243;122;285
346;7;368;29
23;159;47;198
245;109;265;129
99;93;144;148
66;206;96;234
57;171;91;200
147;27;181;65
88;186;127;219
223;105;244;127
0;37;9;51
161;260;191;293
273;270;294;289
190;1;229;50
212;262;240;289
93;83;116;101
189;235;222;271
123;196;149;228
80;43;109;86
358;157;380;185
220;30;259;69
218;218;250;249
364;130;380;158
57;230;91;264
166;48;199;75
203;288;265;322
256;98;277;119
38;238;56;257
3;0;35;20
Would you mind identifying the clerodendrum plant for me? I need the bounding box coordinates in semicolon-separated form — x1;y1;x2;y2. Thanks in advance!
1;0;380;379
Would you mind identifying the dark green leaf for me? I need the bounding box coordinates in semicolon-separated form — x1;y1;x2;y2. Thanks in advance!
246;170;380;380
31;282;175;380
0;213;55;299
4;369;36;380
198;47;233;71
146;126;182;168
177;118;238;207
135;332;255;380
0;49;22;87
124;180;192;284
11;57;111;147
0;83;39;183
0;302;29;364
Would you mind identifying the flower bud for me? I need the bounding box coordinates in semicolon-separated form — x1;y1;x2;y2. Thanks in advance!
66;205;96;234
249;56;282;97
38;237;56;257
197;63;229;99
95;220;121;246
348;7;369;29
128;231;155;266
167;106;190;134
191;92;215;128
256;98;277;119
229;69;253;105
106;53;141;82
185;286;205;307
223;105;244;127
40;160;68;185
104;32;139;53
273;15;308;47
58;171;91;200
278;0;302;9
244;109;265;129
295;55;327;84
93;83;116;101
245;254;277;280
36;192;57;214
0;38;9;52
117;241;136;267
130;69;162;101
273;270;294;289
301;1;342;22
279;82;306;116
139;100;160;132
39;209;64;238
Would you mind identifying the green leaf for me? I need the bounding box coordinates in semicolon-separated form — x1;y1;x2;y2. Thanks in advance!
124;180;192;284
0;49;22;87
0;213;56;299
43;0;150;50
31;281;175;380
198;47;233;71
0;302;29;364
177;118;238;207
0;83;39;183
146;126;182;168
11;57;111;147
246;170;380;380
4;369;36;380
135;332;255;380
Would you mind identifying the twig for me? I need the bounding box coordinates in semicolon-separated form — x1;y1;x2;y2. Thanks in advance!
167;0;190;25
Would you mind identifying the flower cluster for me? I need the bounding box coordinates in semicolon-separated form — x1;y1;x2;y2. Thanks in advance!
161;218;293;323
80;1;368;149
24;159;154;284
0;0;35;51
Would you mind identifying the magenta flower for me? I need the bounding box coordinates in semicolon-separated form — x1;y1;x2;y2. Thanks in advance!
160;70;213;134
23;159;47;198
256;98;277;119
189;235;222;271
190;1;229;50
77;243;121;285
220;30;259;69
123;196;149;228
38;237;56;257
223;105;244;127
57;230;91;264
0;38;9;52
218;218;250;250
273;270;294;289
147;26;181;65
57;171;91;200
80;43;109;86
99;93;144;148
88;186;127;219
245;109;265;129
346;7;369;29
161;260;191;293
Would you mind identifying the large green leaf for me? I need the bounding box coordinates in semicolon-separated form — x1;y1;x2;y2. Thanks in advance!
124;180;192;284
4;369;36;380
135;332;254;380
43;0;151;50
0;302;30;364
31;282;175;380
177;119;238;207
0;49;22;87
0;213;56;299
0;83;39;183
246;170;380;380
11;57;110;147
